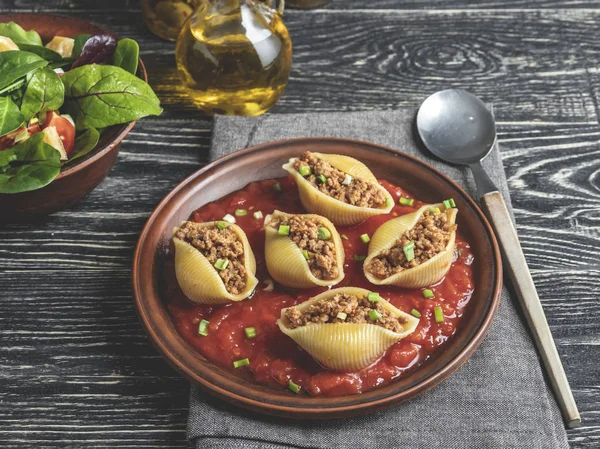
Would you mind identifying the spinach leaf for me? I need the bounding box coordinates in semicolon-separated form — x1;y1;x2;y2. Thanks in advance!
8;84;26;109
72;34;91;59
0;22;42;46
71;34;117;69
20;68;65;120
0;132;61;193
48;59;73;70
18;43;63;62
0;96;24;137
68;127;100;162
0;51;48;92
0;77;26;95
61;64;162;129
112;38;139;75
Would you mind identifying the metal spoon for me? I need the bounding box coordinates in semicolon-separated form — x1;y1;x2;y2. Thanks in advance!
417;88;581;429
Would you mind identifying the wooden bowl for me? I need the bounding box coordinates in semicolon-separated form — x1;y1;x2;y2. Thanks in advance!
0;14;148;221
133;138;503;419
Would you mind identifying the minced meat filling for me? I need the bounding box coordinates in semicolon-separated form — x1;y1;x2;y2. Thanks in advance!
175;221;247;295
269;215;339;280
292;151;387;208
284;293;407;333
366;210;456;279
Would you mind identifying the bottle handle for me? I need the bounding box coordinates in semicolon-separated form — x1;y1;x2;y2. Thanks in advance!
266;0;285;14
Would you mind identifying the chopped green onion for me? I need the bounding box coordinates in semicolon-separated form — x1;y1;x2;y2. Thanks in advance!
217;221;228;230
244;327;256;339
385;197;393;208
198;319;210;336
273;183;282;192
222;214;236;224
399;197;414;206
442;198;456;209
253;211;263;220
341;234;348;240
214;259;229;271
429;207;441;214
278;225;290;236
317;174;327;184
410;309;421;318
317;227;331;240
336;312;347;320
342;174;353;186
354;255;366;262
367;292;380;303
233;358;250;368
302;249;309;260
434;306;444;323
298;165;312;177
288;380;300;394
235;209;247;216
369;309;382;321
422;289;435;298
360;233;370;243
403;241;415;262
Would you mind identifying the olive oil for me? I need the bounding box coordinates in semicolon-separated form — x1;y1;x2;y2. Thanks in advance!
175;0;292;116
142;0;200;41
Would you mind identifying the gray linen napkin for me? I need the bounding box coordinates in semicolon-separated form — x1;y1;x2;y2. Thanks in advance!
188;110;569;449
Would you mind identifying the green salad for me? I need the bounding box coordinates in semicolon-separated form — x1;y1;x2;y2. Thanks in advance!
0;22;162;194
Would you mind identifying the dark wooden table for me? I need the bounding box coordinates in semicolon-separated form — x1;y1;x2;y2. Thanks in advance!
1;1;598;447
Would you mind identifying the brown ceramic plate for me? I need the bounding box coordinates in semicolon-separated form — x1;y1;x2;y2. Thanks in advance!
133;138;502;419
0;14;148;221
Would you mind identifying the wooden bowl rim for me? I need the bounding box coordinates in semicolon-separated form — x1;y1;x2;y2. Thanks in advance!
132;137;503;418
0;13;148;181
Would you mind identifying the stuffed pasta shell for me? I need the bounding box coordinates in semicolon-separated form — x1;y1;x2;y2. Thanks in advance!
278;287;419;372
264;210;345;288
283;151;393;226
363;203;458;288
173;220;259;304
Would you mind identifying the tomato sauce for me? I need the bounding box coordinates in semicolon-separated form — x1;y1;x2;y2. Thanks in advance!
165;176;475;396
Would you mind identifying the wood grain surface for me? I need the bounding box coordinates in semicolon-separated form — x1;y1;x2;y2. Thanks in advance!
0;0;598;448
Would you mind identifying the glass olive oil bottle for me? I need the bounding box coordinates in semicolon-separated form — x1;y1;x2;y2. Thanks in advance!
175;0;292;116
142;0;200;41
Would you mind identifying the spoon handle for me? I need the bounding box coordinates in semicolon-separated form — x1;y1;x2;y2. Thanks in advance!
481;191;581;428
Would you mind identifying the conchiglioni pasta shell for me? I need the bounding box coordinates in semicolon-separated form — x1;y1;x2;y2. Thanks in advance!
264;210;345;289
282;153;393;226
364;203;458;288
278;287;419;372
173;222;258;304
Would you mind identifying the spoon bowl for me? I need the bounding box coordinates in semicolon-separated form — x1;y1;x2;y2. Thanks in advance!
416;89;496;165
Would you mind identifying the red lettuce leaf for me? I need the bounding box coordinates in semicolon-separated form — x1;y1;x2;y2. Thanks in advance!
70;34;117;69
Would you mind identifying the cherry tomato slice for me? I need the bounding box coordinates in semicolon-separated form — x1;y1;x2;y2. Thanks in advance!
0;134;14;151
42;111;75;156
0;127;28;151
28;122;41;134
